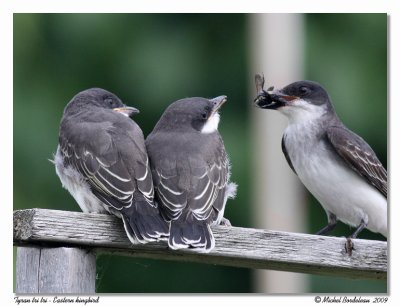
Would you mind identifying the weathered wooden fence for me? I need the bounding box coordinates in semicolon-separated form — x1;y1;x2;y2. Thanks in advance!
13;208;387;293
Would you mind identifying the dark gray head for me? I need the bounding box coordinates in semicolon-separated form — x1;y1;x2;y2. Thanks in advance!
255;81;335;123
64;88;139;117
154;96;227;134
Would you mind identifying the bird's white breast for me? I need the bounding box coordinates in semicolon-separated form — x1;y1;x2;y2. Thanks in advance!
284;122;387;236
54;146;109;214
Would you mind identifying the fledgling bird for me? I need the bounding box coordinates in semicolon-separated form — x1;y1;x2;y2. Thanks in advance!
254;76;387;250
53;88;169;244
146;96;237;252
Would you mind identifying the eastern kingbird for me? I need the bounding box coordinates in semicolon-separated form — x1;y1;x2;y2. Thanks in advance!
254;76;387;248
146;96;237;252
54;88;169;244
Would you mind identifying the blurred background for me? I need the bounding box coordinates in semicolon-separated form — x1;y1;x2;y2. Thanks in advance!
13;13;387;293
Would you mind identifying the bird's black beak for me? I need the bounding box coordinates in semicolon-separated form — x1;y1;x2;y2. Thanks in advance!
113;106;140;117
210;95;227;114
254;91;297;110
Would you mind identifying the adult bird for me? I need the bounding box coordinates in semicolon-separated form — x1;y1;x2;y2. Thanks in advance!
254;76;387;251
54;88;169;244
146;96;237;252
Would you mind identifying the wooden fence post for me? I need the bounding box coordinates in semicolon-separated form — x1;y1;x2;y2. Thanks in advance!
16;246;96;294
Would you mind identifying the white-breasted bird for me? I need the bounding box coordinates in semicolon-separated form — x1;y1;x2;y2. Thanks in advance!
254;76;387;251
146;96;237;252
54;88;169;244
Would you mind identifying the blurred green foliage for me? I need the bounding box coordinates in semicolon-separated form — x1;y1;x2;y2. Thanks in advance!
14;13;386;293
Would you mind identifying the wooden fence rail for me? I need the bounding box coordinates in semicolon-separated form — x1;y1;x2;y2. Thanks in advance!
13;208;387;293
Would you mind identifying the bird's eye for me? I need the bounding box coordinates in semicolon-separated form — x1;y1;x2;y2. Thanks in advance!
104;98;114;106
201;112;208;119
299;87;310;95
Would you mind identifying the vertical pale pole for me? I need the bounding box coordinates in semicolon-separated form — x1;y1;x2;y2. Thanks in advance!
249;13;308;293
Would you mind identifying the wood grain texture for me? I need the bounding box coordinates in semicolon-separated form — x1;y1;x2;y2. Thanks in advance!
16;247;40;293
16;247;96;294
14;208;387;280
38;247;96;293
15;246;96;294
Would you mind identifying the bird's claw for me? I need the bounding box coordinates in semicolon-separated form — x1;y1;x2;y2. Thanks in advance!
219;217;232;227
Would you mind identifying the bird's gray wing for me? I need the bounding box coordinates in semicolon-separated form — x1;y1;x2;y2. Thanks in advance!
59;119;154;211
151;152;229;222
282;135;297;174
326;125;387;198
150;157;188;221
187;150;230;221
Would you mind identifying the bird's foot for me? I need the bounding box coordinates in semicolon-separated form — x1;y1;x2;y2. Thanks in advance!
345;237;354;256
219;217;231;227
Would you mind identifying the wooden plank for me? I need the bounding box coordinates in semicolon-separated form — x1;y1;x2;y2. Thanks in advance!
13;208;387;280
16;247;40;293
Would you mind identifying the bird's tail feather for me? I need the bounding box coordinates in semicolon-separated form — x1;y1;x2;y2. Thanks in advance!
121;201;169;244
168;219;215;252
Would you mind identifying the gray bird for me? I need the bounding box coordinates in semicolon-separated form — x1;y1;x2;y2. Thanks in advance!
54;88;169;244
146;96;237;252
254;78;387;246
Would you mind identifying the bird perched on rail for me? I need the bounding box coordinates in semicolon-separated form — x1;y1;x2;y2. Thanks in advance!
53;88;169;244
146;96;237;252
253;75;387;252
